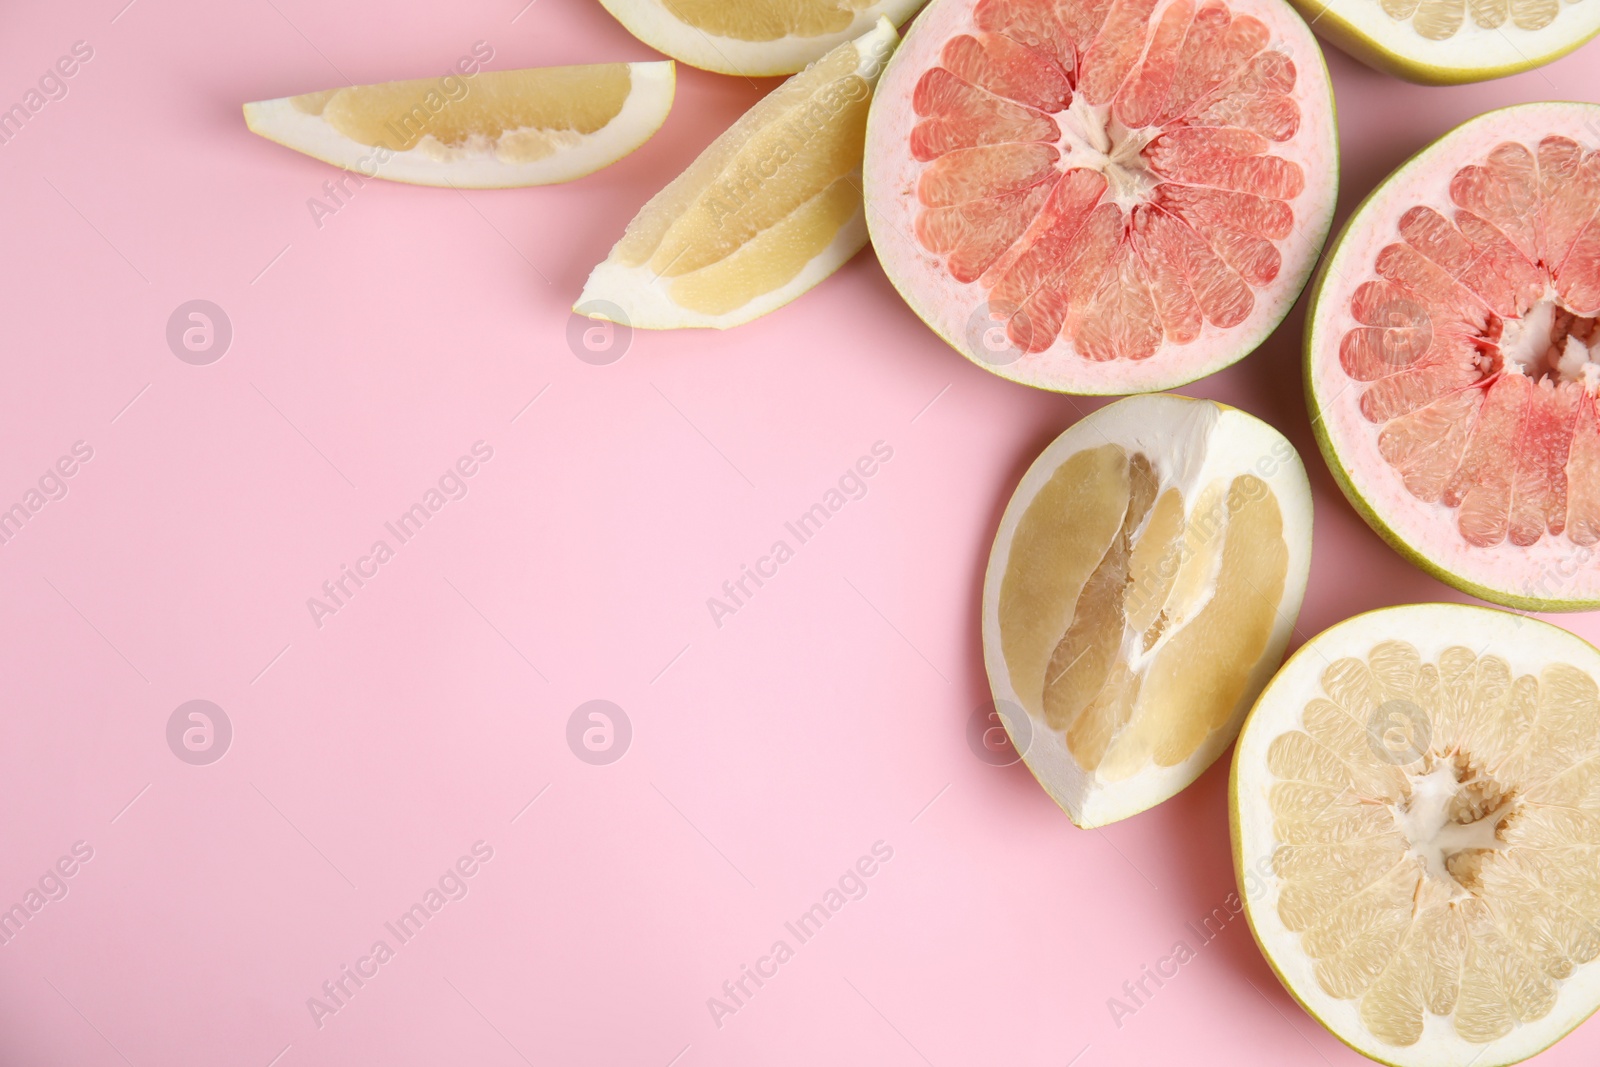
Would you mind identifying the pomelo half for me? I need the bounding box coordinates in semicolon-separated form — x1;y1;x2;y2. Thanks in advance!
244;63;674;188
982;394;1312;827
1285;0;1600;85
1232;603;1600;1067
864;0;1338;394
578;20;897;329
1307;102;1600;612
596;0;926;76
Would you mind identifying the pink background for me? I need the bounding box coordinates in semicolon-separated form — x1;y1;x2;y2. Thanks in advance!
2;1;1598;1064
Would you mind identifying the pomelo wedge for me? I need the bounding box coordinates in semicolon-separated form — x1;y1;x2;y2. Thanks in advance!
577;19;897;330
596;0;925;75
1232;603;1600;1067
982;394;1312;827
863;0;1338;395
1286;0;1600;85
244;63;674;188
1307;102;1600;612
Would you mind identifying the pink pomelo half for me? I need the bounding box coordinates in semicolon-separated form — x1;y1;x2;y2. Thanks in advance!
863;0;1338;394
1307;102;1600;612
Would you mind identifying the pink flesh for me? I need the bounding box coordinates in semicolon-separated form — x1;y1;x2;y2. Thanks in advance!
1342;135;1600;549
910;0;1306;361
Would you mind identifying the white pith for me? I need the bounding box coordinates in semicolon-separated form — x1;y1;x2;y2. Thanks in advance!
576;20;896;331
242;62;675;189
1232;603;1600;1067
596;0;925;75
863;0;1340;395
1307;102;1600;610
982;394;1314;828
1288;0;1600;82
1059;100;1161;207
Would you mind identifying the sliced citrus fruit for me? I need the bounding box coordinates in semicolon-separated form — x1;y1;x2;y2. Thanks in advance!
243;62;675;188
1232;603;1600;1067
863;0;1338;395
577;19;897;330
982;394;1312;827
596;0;925;75
1307;102;1600;612
1287;0;1600;84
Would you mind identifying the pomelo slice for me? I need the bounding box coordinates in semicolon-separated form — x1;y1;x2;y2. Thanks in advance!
596;0;925;75
243;63;674;188
577;20;897;330
982;394;1312;827
863;0;1338;395
1307;102;1600;612
1285;0;1600;84
1232;603;1600;1067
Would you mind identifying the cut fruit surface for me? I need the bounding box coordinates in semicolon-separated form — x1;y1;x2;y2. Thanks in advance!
863;0;1338;394
596;0;925;75
244;63;674;188
577;19;897;330
982;394;1312;827
1232;603;1600;1067
1285;0;1600;84
1307;103;1600;611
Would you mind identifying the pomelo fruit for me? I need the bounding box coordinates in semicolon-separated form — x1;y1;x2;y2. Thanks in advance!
1232;603;1600;1067
863;0;1338;395
982;394;1313;827
1307;102;1600;612
578;20;898;330
1285;0;1600;85
596;0;926;76
244;63;675;188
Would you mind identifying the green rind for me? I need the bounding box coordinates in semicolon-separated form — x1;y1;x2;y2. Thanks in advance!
1229;603;1600;1067
1304;102;1600;614
863;0;1340;396
1285;0;1600;85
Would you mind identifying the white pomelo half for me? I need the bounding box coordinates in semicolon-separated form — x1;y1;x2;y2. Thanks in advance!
1286;0;1600;84
597;0;926;75
1307;103;1600;612
982;394;1312;828
244;63;674;188
1232;603;1600;1067
864;0;1338;395
578;19;897;330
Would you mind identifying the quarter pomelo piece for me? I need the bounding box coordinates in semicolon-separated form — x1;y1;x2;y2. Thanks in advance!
577;19;897;330
1307;103;1600;612
982;394;1312;827
1232;603;1600;1067
1286;0;1600;84
863;0;1338;394
596;0;925;75
244;63;674;188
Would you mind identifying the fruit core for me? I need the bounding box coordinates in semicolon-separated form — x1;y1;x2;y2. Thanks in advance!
1338;136;1600;550
1390;760;1516;897
909;0;1308;361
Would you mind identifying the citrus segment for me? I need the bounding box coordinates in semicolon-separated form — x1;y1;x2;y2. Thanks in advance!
1307;103;1600;610
596;0;924;75
1282;0;1600;83
983;394;1312;827
1233;604;1600;1066
864;0;1337;394
243;63;675;188
578;20;898;330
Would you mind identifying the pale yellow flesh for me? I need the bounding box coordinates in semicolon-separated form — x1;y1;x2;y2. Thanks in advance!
659;0;881;40
1381;0;1571;39
609;39;870;315
998;444;1289;780
1267;641;1600;1047
291;66;633;162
